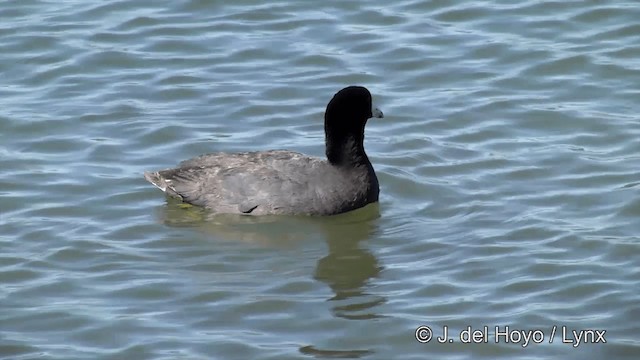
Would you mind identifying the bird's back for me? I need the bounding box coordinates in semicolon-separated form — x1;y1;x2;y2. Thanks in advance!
144;150;378;215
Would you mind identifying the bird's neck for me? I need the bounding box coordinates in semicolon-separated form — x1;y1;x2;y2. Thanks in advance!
326;133;370;167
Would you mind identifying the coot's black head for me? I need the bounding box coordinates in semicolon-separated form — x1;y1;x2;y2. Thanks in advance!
324;86;383;165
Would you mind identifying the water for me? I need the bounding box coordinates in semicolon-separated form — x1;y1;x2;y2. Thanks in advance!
1;1;639;359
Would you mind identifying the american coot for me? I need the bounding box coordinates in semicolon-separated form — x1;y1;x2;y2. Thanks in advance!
144;86;384;216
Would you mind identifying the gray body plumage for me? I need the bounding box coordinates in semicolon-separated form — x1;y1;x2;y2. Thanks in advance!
144;150;378;216
144;86;383;216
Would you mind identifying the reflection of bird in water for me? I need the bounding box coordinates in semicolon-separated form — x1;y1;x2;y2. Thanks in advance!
316;247;380;301
156;201;385;355
158;200;385;316
314;219;385;320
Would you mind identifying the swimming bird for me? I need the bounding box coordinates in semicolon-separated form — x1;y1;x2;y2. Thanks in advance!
144;86;383;216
